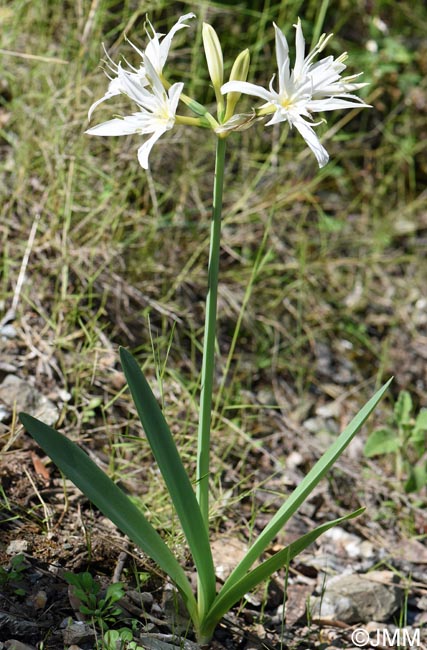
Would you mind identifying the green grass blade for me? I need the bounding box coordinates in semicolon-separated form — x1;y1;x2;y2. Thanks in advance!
119;347;216;616
222;379;392;587
201;508;364;638
18;412;198;624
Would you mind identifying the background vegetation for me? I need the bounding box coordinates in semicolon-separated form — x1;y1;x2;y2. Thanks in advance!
1;0;427;550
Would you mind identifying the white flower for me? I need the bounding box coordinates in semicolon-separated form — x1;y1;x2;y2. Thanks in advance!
143;13;195;74
86;56;183;169
221;19;369;167
88;13;195;121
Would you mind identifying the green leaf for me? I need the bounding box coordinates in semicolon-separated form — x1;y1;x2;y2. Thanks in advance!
413;409;427;439
217;379;392;590
404;463;427;493
201;508;364;641
104;582;125;605
394;390;412;426
119;347;216;616
82;572;98;593
364;428;400;457
18;412;198;626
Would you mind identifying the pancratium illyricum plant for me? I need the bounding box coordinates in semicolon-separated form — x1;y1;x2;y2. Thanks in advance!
20;14;390;644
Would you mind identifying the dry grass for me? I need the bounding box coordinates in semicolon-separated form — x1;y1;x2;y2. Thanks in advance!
1;0;427;539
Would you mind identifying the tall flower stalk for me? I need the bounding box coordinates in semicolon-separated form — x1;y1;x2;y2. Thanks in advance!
20;15;390;645
196;137;227;529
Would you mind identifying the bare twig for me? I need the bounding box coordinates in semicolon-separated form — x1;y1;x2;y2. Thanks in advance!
112;547;129;583
0;213;40;327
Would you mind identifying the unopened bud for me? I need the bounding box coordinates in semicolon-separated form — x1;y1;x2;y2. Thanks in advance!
202;23;224;93
224;48;250;121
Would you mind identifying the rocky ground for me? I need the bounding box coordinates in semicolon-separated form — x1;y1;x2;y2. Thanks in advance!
1;316;427;650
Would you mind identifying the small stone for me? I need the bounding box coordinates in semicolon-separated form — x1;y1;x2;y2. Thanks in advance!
257;388;276;405
4;642;36;650
62;621;95;645
303;417;325;433
365;570;401;586
359;540;376;559
309;573;402;623
127;589;154;606
286;451;304;469
0;375;59;426
0;404;10;422
0;360;18;373
6;540;29;554
322;526;364;558
111;371;126;390
316;400;342;419
416;595;427;611
138;635;189;650
162;584;191;635
392;538;427;564
57;388;72;402
32;590;48;610
365;621;387;632
211;537;248;582
0;325;17;339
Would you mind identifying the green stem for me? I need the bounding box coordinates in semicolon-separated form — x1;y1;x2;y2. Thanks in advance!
175;115;209;128
196;137;227;530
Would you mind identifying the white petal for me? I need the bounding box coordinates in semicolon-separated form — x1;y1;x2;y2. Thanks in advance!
273;23;289;82
116;68;155;109
146;13;195;72
144;28;162;72
126;37;146;62
159;13;195;66
167;82;184;114
309;60;343;89
221;80;274;103
315;81;369;96
311;55;346;78
142;54;166;96
293;119;329;167
87;93;115;122
85;116;140;136
88;77;122;121
264;108;289;127
309;96;370;112
137;128;167;169
293;18;305;79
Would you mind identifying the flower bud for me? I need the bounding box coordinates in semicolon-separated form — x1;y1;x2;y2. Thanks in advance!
202;23;224;95
224;48;250;121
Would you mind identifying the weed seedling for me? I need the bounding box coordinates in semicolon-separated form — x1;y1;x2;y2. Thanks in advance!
0;553;28;596
364;390;427;492
103;627;145;650
64;571;125;632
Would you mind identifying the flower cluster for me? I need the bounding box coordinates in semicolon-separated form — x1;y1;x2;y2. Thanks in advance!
221;19;369;167
86;14;195;169
86;14;369;169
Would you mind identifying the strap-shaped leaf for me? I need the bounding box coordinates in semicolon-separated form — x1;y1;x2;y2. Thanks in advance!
201;508;364;639
221;379;392;588
119;347;216;616
19;412;198;625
